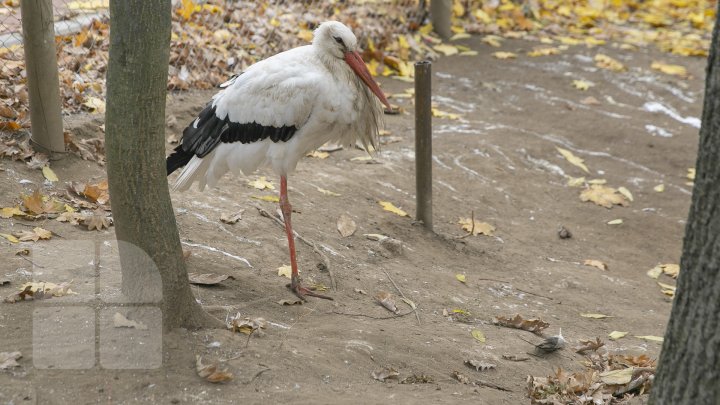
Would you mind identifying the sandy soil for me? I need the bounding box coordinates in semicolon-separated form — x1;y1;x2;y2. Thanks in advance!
0;35;704;404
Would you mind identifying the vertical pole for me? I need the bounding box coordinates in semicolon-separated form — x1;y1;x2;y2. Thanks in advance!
20;0;65;154
430;0;452;40
415;61;433;231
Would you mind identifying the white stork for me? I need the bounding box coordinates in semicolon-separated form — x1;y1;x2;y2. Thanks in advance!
167;21;391;300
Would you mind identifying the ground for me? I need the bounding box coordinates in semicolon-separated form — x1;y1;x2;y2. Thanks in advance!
0;34;703;403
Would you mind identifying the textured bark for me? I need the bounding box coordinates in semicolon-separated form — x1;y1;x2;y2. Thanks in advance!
105;0;219;330
650;6;720;404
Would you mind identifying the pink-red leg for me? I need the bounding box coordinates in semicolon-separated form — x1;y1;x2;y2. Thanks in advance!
280;176;333;301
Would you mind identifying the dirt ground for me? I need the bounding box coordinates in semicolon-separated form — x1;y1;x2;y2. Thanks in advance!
0;34;704;403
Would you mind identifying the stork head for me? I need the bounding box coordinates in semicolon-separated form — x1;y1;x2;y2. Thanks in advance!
313;21;391;109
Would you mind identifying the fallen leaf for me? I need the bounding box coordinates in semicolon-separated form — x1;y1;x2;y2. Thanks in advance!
14;227;52;242
375;291;398;313
316;187;341;196
219;210;244;224
42;166;58;182
431;108;462;120
354;288;367;295
277;265;292;279
566;176;586;187
492;51;517;59
456;274;466;284
609;331;629;340
434;44;460;56
0;351;22;369
580;96;601;105
502;354;530;362
687;168;696;180
654;184;665;192
247;176;275;190
580;185;630;209
651;61;688;77
580;313;612;319
458;217;495;236
465;359;495;371
572;79;594;90
557;147;589;173
251;195;280;203
400;374;434;384
660;264;679;278
595;54;625;71
195;355;233;383
617;187;634;202
306;150;329;159
492;314;549;333
83;96;106;113
584;259;608;271
350;155;373;161
336;213;357;237
364;233;388;241
188;273;230;285
635;335;664;342
372;366;399;382
84;210;112;231
471;329;486;343
452;370;470;384
528;47;561;57
658;281;676;297
600;368;634;385
1;206;25;218
607;219;624;225
0;233;19;243
575;337;605;354
647;266;663;279
378;201;409;217
228;315;266;336
113;312;148;330
482;35;503;47
588;179;607;185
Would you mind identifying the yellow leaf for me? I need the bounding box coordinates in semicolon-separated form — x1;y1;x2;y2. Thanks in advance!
1;206;25;218
566;176;586;187
588;179;606;185
306;150;329;159
580;313;612;319
450;33;471;41
277;265;293;279
247;176;275;190
557;36;582;45
651;61;688;77
456;274;466;283
452;0;465;17
595;54;625;71
617;186;634;202
572;79;594;91
607;219;623;225
687;168;696;180
661;264;679;278
83;97;106;113
583;259;607;271
297;29;313;43
378;201;409;217
316;187;341;197
635;335;664;342
458;218;495;236
647;265;663;279
492;51;517;60
654;184;665;192
251;195;279;203
600;368;634;385
0;233;19;243
431;108;461;120
580;185;630;209
482;35;503;47
557;147;589;173
42;166;58;182
658;281;676;296
434;44;459;56
471;329;485;343
528;47;561;57
460;51;478;56
608;331;628;340
350;156;373;161
474;9;491;24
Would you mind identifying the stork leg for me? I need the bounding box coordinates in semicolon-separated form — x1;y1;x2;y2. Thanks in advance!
280;176;333;301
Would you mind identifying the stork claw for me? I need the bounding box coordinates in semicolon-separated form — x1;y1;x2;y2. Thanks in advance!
287;283;334;301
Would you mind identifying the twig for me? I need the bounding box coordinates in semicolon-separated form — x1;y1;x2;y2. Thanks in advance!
474;379;513;392
243;368;271;385
382;269;421;325
455;210;475;239
331;309;414;319
474;277;555;301
255;205;336;290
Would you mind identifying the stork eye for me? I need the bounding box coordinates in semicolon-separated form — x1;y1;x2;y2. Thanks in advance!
333;36;345;46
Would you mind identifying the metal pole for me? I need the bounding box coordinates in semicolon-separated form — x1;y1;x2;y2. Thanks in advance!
20;0;65;154
430;0;452;40
415;61;432;231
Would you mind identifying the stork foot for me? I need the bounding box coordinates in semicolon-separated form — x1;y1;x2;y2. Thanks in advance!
287;282;334;301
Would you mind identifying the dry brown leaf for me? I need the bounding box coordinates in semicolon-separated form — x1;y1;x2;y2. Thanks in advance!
113;312;148;330
575;337;605;354
583;259;608;271
14;227;52;242
0;351;22;369
465;359;496;371
228;315;266;336
336;213;357;237
375;291;398;313
458;217;495;236
580;185;629;208
492;314;549;334
187;273;231;285
372;366;400;382
84;210;112;231
195;355;233;383
219;210;244;224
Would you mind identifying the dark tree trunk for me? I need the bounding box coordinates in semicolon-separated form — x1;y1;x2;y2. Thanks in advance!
105;0;219;330
650;5;720;404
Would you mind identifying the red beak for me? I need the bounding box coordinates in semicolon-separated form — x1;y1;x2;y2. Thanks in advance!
344;51;391;109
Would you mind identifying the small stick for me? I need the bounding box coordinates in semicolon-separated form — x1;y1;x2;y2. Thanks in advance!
331;310;414;320
255;205;337;290
474;379;513;392
382;269;421;325
474;277;555;301
455;210;475;239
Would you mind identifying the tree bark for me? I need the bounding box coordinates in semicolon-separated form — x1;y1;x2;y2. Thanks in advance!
650;5;720;404
105;0;219;330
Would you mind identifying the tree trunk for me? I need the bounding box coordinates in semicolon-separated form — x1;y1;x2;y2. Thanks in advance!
105;0;219;330
650;6;720;404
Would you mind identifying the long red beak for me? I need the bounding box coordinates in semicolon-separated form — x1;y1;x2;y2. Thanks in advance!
344;51;391;109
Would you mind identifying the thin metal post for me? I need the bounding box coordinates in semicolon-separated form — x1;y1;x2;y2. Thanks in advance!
20;0;65;154
415;61;432;231
430;0;452;40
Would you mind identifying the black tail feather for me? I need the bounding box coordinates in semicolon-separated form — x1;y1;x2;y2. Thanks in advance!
166;146;194;175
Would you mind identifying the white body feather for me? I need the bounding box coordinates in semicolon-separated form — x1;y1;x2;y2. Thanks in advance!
173;27;383;191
